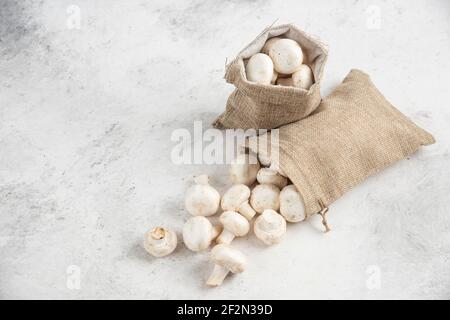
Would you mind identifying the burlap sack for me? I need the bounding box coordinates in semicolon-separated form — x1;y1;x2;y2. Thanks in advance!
248;69;435;226
213;24;328;130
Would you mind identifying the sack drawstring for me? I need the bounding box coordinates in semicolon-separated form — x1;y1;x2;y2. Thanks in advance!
318;200;331;233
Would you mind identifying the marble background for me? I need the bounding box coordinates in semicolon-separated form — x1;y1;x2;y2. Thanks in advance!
0;0;449;299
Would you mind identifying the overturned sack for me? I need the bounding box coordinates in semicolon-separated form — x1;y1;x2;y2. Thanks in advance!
248;69;435;220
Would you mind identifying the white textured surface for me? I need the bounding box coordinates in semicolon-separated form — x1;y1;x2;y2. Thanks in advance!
1;0;449;299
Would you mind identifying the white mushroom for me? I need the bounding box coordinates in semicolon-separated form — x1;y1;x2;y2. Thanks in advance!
256;168;288;189
269;162;287;177
254;209;287;245
269;39;303;74
261;36;282;55
245;53;274;85
216;211;250;244
292;64;314;90
250;183;280;214
206;244;247;287
229;152;260;186
143;227;177;257
182;216;222;252
279;184;306;223
221;184;256;220
277;77;293;87
185;175;220;216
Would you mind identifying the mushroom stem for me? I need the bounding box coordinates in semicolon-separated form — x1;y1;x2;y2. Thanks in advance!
216;230;235;244
151;227;166;240
149;227;171;247
211;225;222;240
258;212;280;230
206;264;229;287
238;201;256;220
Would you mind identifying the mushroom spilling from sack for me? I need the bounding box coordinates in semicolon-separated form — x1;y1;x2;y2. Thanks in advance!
245;37;314;90
142;150;311;286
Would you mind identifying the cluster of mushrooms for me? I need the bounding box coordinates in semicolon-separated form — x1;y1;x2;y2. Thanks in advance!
144;151;308;287
246;37;314;89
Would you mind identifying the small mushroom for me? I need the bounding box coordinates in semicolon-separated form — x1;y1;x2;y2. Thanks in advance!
245;53;274;85
216;211;250;244
185;175;221;216
256;168;288;189
250;183;280;214
292;64;314;90
221;184;256;220
269;39;303;74
182;216;222;252
206;244;247;287
143;227;177;257
277;77;293;87
229;152;260;186
280;184;306;223
261;36;282;55
254;209;287;245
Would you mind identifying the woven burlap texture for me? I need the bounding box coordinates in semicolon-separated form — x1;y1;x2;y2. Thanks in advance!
213;24;328;130
248;69;435;217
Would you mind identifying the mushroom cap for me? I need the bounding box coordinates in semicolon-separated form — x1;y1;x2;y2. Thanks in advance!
245;53;274;85
269;39;303;74
292;64;314;90
210;244;247;274
182;216;214;252
221;184;251;211
254;209;287;245
219;211;250;236
256;168;288;189
143;227;177;257
250;183;280;213
280;184;306;223
261;36;282;55
185;176;221;216
229;152;260;186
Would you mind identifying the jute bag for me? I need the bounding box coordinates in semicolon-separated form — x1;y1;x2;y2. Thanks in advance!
248;69;435;228
213;24;328;130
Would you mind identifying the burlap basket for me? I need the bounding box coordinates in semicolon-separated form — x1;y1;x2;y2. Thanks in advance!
213;24;328;130
248;69;435;225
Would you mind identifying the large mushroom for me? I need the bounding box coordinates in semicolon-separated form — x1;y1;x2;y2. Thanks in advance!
216;211;250;244
229;152;260;186
254;209;287;245
182;216;222;252
206;244;247;287
261;36;282;55
292;64;314;90
143;227;177;257
185;175;221;216
256;168;288;189
269;39;304;74
250;183;280;214
279;184;306;223
221;184;256;220
245;53;274;85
